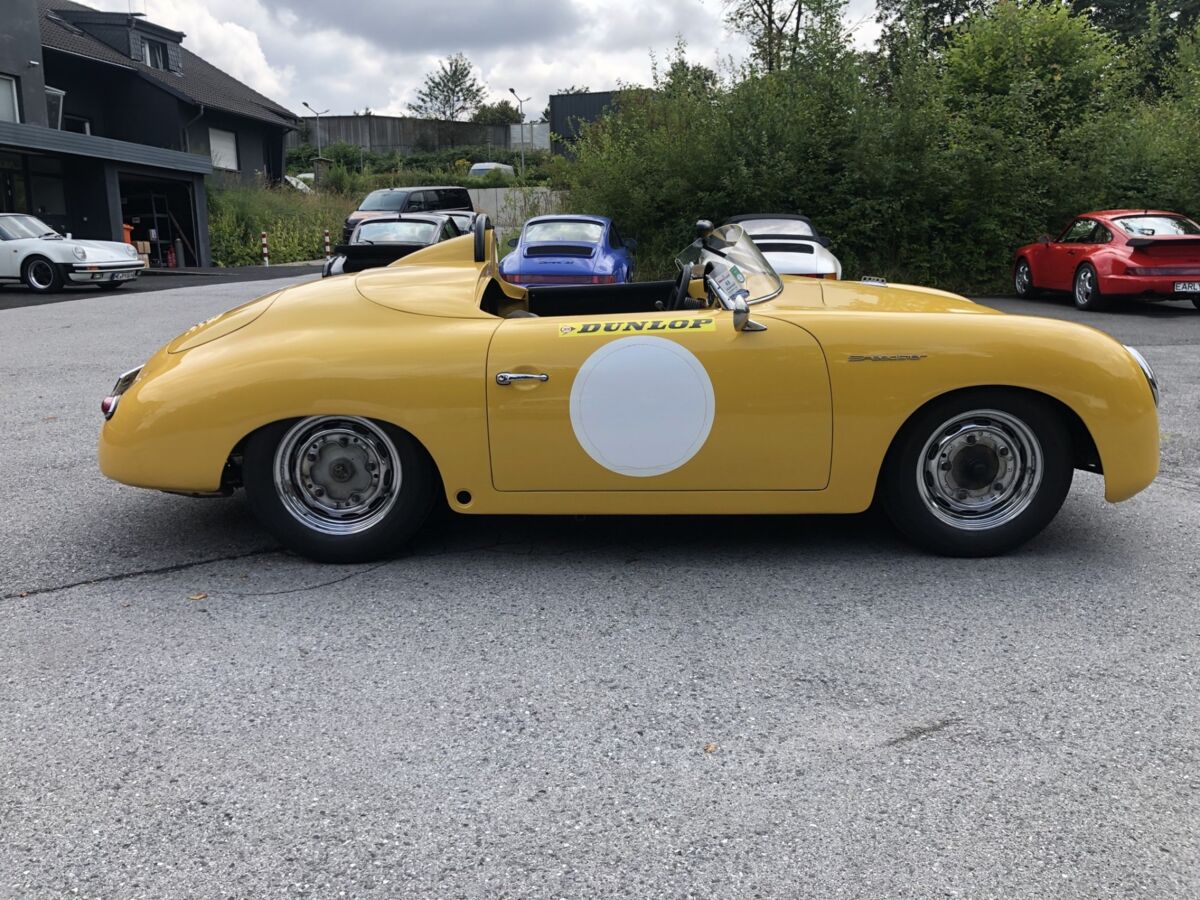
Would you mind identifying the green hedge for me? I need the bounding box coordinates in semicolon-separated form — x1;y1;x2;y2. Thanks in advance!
207;185;356;267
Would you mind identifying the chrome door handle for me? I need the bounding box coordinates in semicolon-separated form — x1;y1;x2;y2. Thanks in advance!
496;372;549;385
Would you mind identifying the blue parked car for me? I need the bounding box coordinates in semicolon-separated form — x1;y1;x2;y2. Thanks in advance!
499;215;635;286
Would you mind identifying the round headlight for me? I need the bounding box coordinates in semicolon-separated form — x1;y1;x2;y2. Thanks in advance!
72;246;87;260
1124;345;1160;408
124;244;138;258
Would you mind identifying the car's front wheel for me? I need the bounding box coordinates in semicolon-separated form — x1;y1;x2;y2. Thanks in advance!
880;391;1074;556
1073;263;1108;311
243;416;437;563
22;257;64;293
1013;258;1039;299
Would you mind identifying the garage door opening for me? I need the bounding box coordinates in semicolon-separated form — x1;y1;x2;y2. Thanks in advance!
119;174;200;268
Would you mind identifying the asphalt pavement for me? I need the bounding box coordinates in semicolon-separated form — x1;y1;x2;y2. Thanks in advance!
1;280;1197;898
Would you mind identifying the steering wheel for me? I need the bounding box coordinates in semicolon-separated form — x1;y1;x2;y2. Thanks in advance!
473;214;491;263
668;262;693;311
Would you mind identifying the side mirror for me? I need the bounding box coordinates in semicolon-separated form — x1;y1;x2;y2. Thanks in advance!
1038;233;1053;244
625;238;637;251
507;236;519;249
731;296;768;333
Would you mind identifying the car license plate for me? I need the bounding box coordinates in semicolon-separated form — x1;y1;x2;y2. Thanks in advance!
111;271;138;281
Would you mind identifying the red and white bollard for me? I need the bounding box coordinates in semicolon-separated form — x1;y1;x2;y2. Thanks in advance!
260;230;270;267
323;228;331;260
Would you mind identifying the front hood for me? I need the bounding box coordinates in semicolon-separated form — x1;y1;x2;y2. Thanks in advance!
817;281;999;315
68;239;137;261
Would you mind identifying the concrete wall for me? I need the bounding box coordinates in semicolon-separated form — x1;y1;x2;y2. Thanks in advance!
508;121;550;151
0;0;48;126
469;187;567;230
287;115;509;155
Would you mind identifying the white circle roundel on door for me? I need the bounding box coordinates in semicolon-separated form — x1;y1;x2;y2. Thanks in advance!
569;336;716;477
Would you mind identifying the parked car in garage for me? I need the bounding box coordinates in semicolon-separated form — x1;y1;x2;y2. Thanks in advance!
1014;209;1200;311
323;214;463;277
0;213;145;293
726;214;842;279
498;214;635;286
343;186;473;241
99;218;1159;563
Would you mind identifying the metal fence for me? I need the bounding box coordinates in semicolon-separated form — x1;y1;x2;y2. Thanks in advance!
287;116;509;155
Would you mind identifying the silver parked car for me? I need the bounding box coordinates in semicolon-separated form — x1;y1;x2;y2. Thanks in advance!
725;214;843;280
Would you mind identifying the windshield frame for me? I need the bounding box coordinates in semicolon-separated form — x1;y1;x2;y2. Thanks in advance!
675;223;783;306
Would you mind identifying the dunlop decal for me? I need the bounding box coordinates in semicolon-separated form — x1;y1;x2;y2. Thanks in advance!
559;318;716;337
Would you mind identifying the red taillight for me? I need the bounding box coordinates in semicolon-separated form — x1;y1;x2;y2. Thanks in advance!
591;274;616;284
505;273;522;284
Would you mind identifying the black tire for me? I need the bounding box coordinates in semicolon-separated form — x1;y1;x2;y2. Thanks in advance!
96;281;126;291
880;390;1074;557
243;416;437;563
1073;263;1108;311
22;256;64;293
1013;258;1039;299
1192;297;1199;311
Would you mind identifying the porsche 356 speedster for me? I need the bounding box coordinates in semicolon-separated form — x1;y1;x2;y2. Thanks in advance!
98;218;1160;562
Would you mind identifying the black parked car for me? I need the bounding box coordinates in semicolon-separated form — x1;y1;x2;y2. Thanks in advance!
343;186;473;241
323;214;463;277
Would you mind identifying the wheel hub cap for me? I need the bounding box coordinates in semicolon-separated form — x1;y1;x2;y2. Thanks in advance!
918;410;1043;531
274;417;401;534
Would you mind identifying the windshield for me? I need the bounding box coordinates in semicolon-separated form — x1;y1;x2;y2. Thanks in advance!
0;215;58;240
675;223;783;305
525;221;604;244
359;191;409;212
1115;215;1200;236
355;220;439;244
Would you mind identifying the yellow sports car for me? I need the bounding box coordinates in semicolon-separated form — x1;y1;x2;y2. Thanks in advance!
98;218;1160;562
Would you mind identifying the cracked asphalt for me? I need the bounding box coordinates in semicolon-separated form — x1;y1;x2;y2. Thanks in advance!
1;279;1198;898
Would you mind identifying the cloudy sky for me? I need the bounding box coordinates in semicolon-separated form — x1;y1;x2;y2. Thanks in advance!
88;0;882;118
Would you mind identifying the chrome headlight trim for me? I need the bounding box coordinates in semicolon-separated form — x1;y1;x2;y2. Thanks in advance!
72;245;87;260
1124;345;1159;408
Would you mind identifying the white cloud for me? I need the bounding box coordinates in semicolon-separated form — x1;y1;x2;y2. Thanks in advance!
86;0;883;120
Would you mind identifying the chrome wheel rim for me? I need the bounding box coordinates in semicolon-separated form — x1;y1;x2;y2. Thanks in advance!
273;416;401;535
1074;268;1095;306
27;260;55;290
917;409;1043;531
1015;262;1031;296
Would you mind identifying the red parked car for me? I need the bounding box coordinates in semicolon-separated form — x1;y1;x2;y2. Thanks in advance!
1014;209;1200;311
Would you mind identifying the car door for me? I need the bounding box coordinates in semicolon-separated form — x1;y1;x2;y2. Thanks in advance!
485;307;832;492
1042;219;1099;290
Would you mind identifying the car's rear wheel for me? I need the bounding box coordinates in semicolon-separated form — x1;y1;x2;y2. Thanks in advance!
1073;263;1108;311
1014;259;1039;299
1192;297;1200;311
243;415;436;563
880;391;1074;556
22;257;63;293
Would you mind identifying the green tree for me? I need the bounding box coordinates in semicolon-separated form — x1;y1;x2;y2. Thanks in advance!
1070;0;1200;42
723;0;803;72
409;53;486;121
471;100;522;125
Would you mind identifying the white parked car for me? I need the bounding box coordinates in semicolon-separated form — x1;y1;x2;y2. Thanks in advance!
0;213;145;293
468;161;516;179
725;214;843;279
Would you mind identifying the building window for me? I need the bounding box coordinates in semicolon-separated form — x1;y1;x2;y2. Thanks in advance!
142;38;168;70
0;75;19;123
45;87;65;129
209;127;239;171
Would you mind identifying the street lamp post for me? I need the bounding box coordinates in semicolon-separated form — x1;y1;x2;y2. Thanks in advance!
508;88;531;181
302;101;330;159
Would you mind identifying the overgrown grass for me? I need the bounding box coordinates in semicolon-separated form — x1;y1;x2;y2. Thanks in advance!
207;185;356;267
